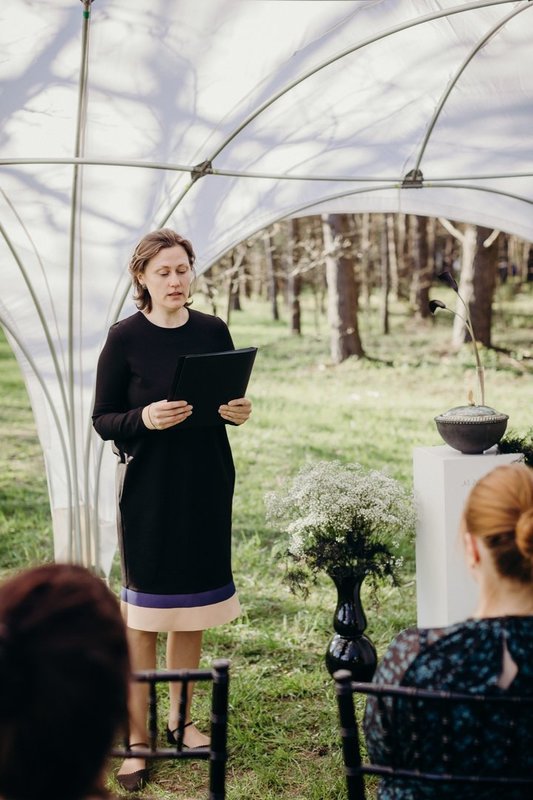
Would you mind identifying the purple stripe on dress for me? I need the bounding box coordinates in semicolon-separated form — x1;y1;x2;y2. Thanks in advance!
121;581;236;609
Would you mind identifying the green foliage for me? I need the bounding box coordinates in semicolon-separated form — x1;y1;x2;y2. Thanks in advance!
498;428;533;467
0;334;53;576
0;284;532;800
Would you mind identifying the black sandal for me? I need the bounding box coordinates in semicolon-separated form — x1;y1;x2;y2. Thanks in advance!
116;742;149;792
166;720;200;749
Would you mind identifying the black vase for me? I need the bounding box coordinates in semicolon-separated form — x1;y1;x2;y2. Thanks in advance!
325;572;377;681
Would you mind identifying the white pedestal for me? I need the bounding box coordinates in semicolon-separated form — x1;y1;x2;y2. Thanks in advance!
413;445;523;628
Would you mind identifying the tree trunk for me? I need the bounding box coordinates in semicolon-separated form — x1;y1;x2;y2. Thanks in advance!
427;216;436;282
443;230;455;272
387;214;399;300
287;218;302;335
452;224;477;347
242;253;252;298
230;274;242;311
225;244;246;325
409;215;431;318
322;214;364;362
522;241;532;283
228;264;242;314
470;226;498;347
396;213;409;300
359;213;372;311
263;232;279;320
202;278;217;316
380;222;390;335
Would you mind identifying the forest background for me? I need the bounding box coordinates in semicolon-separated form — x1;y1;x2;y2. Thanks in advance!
0;212;531;799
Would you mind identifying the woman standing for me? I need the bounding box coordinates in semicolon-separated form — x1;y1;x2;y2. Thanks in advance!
93;228;251;791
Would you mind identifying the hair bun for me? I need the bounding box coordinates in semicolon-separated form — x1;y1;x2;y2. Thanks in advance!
516;507;533;559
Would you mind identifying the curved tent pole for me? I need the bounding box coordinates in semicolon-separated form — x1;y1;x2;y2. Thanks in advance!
409;182;533;207
66;0;94;564
0;313;74;560
400;172;533;182
0;223;78;557
412;2;531;174
89;434;106;576
188;180;533;270
157;0;521;223
0;156;394;182
207;0;522;163
279;181;533;225
84;390;101;573
111;172;533;328
0;156;193;172
81;238;137;573
82;231;136;574
2;159;532;186
0;189;69;379
0;223;70;421
113;173;533;324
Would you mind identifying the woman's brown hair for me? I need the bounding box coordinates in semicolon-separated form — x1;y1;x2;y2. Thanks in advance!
128;228;196;313
464;462;533;583
0;563;130;800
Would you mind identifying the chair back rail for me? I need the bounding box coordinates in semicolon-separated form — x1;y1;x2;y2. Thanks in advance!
111;658;229;800
334;669;533;800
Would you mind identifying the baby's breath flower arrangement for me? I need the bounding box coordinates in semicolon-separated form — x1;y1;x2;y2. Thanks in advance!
265;460;415;595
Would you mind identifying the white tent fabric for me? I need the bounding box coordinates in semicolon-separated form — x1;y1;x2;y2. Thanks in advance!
1;0;532;571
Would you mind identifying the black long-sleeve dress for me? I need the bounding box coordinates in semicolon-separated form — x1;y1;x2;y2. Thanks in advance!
92;309;240;631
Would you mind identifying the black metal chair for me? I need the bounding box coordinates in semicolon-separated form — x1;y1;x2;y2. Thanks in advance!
112;659;229;800
334;668;533;800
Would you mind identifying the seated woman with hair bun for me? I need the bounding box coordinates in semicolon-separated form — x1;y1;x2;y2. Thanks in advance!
0;563;130;800
364;462;533;800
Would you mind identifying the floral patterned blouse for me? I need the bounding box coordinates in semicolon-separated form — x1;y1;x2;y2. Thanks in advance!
363;617;533;800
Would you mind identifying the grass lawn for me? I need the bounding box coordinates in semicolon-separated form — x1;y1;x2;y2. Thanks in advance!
0;282;531;799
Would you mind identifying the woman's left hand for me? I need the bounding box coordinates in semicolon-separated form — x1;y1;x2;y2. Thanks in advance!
219;397;252;425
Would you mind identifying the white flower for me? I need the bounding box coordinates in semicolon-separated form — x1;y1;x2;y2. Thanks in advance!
288;531;305;558
265;460;415;581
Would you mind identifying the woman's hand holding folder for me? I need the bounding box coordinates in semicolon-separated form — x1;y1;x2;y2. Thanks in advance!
218;397;252;426
142;399;193;430
142;395;251;430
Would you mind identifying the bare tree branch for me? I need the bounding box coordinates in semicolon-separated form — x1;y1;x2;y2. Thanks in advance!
438;217;464;243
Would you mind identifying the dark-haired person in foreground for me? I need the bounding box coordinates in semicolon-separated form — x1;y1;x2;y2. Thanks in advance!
365;462;533;799
0;563;129;800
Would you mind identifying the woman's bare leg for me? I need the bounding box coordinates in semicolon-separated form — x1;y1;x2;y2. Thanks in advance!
118;628;158;777
166;629;209;747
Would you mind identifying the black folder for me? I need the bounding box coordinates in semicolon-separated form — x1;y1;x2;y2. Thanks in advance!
167;346;257;428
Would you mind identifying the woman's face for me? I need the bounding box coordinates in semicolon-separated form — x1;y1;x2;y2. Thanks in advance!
141;244;193;315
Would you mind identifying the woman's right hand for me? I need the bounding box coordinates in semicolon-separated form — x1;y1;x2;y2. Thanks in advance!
142;400;193;430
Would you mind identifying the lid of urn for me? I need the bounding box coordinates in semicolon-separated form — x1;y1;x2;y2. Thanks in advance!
435;405;509;425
